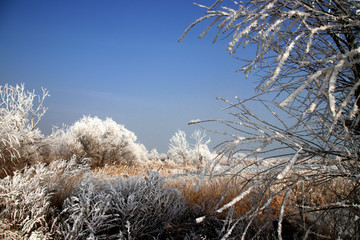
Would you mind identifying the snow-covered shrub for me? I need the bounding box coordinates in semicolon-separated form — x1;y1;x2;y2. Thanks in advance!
53;171;189;240
167;130;214;166
48;116;148;167
0;167;51;237
0;83;49;176
0;156;90;239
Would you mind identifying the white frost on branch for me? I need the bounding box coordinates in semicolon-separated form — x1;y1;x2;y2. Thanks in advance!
262;34;304;91
188;119;201;125
180;0;360;237
277;148;302;180
328;59;346;117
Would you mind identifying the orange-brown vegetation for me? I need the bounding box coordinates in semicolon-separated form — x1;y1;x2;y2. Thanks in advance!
92;162;197;178
167;176;292;226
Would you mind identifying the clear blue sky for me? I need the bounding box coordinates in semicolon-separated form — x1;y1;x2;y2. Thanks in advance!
0;0;256;153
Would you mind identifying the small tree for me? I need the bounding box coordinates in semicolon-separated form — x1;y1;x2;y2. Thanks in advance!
180;0;360;238
168;130;214;166
190;129;212;165
168;130;191;165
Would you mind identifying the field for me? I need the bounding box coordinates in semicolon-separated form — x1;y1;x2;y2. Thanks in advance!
0;157;355;240
0;84;358;239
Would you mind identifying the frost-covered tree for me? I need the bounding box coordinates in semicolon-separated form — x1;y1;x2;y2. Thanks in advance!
168;130;191;165
48;116;148;167
148;148;167;163
168;130;214;166
180;0;360;238
190;129;213;165
0;83;49;176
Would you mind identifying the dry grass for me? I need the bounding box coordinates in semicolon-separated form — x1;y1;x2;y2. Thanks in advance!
168;176;287;219
0;218;23;240
166;172;358;236
92;164;157;177
92;162;197;178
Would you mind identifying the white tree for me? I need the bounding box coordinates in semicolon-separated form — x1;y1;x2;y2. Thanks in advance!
180;1;360;238
168;130;214;166
190;129;213;165
168;130;191;165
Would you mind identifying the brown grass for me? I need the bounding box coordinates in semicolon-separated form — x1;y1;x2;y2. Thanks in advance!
91;162;197;178
168;176;288;220
166;173;356;224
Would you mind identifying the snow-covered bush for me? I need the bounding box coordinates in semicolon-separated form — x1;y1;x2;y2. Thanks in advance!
53;171;189;240
0;156;90;239
167;130;214;166
48;116;148;167
0;83;49;177
0;167;51;237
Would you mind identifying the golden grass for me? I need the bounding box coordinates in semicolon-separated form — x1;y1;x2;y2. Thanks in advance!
92;163;168;177
167;176;287;220
91;162;197;178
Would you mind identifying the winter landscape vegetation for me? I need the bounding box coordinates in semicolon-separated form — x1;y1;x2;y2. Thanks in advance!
1;0;360;239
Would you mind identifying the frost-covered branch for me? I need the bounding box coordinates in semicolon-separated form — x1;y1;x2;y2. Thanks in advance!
180;1;360;237
180;0;360;130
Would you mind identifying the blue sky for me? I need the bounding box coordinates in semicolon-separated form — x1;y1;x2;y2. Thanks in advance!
0;0;257;153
